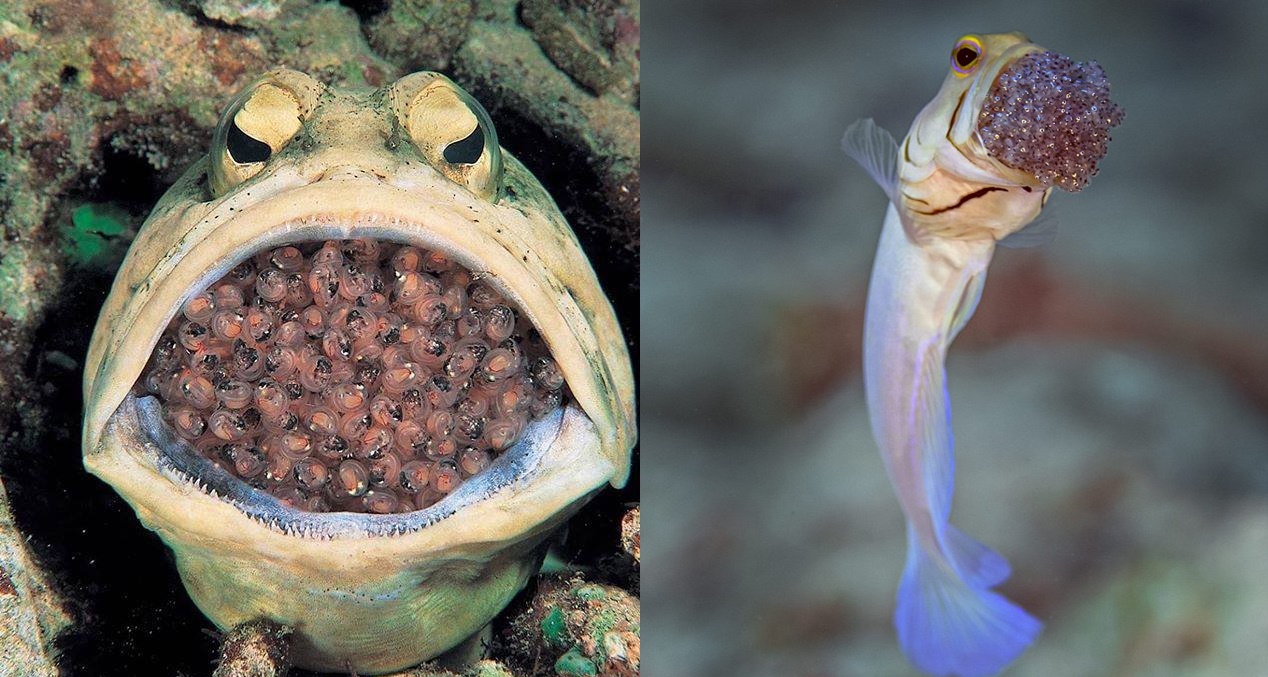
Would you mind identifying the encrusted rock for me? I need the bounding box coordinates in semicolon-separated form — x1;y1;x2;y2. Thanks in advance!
213;619;293;677
367;0;476;72
503;576;640;677
520;0;640;103
0;479;69;677
620;505;639;564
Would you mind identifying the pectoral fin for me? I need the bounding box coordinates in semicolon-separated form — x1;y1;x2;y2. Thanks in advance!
998;207;1059;248
947;269;986;343
842;118;899;202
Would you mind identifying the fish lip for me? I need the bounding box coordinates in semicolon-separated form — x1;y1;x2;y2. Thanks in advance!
91;198;591;536
130;392;572;539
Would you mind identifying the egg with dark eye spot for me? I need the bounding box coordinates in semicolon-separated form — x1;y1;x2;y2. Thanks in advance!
81;68;634;674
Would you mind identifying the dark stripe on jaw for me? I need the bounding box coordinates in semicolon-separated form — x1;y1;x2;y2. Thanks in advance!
913;187;1006;216
946;91;968;141
901;190;930;205
903;136;912;163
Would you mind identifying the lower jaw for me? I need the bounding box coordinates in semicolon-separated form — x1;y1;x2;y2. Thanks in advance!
99;390;604;673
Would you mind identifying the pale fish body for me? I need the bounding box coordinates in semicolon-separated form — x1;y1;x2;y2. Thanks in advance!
843;31;1126;676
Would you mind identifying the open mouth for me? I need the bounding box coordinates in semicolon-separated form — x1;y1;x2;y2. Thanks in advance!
976;50;1124;192
133;237;571;515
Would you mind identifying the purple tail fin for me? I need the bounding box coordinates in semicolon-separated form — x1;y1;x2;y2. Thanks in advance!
894;529;1041;677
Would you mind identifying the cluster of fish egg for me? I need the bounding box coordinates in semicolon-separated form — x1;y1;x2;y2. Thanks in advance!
977;50;1124;193
138;239;568;514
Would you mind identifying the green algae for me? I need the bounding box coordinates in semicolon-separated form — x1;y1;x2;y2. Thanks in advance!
540;606;568;649
572;584;606;603
553;646;597;677
62;203;129;266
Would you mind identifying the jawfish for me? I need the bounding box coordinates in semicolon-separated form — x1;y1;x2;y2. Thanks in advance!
843;33;1123;676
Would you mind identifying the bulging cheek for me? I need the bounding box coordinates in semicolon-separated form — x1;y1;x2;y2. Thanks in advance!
136;238;570;514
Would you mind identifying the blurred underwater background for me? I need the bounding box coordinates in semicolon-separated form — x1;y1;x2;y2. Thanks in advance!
642;1;1268;675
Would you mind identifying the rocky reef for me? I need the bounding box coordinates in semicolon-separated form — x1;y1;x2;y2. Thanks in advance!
0;0;638;674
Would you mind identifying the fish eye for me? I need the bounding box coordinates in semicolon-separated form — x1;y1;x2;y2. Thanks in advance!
226;121;272;164
210;70;322;197
390;72;503;201
951;36;983;76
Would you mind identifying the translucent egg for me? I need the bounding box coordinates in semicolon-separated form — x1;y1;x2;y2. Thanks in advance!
171;407;207;440
421;250;453;273
423;375;458;409
336;460;369;498
182;292;217;324
264;345;299;379
339;264;372;301
530;357;565;391
455;414;484;442
231;446;266;479
278;432;313;460
358;426;393;460
340;411;373;442
478;347;518;383
459;447;490;476
342;239;380;265
313;241;342;266
484;305;515;342
442;286;467;320
362;489;398;514
425;435;458;460
430;461;460;493
398;460;429;494
265;452;294;484
316;435;351;462
213;283;245;310
322;329;352;361
298;354;334;392
410;295;448;326
369;396;403;427
244;307;274;343
211;310;245;341
456;308;483;338
269;246;304;272
284;272;312;308
484;417;523;451
255;268;288;304
308;264;341;308
178;321;209;352
368;452;402;488
380;364;419;393
467;282;500;310
293;458;328;490
273;320;304;347
391;246;422;274
393;421;426;456
216;380;253;409
209;409;247;441
179;371;217;409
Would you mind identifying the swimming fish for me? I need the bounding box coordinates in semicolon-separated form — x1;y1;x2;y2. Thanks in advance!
842;33;1123;676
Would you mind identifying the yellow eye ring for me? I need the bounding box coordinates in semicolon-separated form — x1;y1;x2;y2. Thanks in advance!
951;36;983;77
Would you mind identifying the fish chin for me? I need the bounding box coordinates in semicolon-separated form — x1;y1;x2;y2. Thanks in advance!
976;50;1124;192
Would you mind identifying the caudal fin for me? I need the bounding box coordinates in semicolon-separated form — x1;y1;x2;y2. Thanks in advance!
894;531;1041;677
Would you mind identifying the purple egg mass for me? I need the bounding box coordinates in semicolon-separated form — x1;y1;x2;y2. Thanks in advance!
977;50;1124;193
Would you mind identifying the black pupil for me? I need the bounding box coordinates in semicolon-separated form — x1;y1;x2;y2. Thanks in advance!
226;120;272;164
956;47;978;68
442;125;484;165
